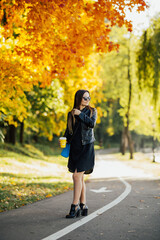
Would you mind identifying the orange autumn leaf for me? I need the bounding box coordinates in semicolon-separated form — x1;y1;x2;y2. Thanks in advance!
0;0;148;136
0;0;148;82
46;194;52;198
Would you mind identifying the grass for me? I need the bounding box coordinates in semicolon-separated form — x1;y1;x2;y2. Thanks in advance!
0;143;73;212
2;142;158;213
114;152;160;178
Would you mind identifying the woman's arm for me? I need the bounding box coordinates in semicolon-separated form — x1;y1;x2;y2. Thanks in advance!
78;108;97;128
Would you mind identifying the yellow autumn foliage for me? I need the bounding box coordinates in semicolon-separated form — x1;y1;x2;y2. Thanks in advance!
0;0;148;137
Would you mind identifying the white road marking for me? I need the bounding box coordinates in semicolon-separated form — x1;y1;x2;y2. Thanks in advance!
42;177;131;240
90;187;112;193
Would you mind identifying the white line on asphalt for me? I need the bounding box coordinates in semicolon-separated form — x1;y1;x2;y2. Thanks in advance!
42;177;131;240
90;187;112;193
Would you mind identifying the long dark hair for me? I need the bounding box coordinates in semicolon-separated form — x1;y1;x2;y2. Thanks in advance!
73;89;90;109
67;89;93;134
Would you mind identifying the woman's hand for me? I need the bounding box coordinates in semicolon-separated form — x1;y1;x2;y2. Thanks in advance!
73;108;81;115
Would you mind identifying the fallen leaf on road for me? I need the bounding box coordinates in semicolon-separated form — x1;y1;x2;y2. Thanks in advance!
154;196;160;199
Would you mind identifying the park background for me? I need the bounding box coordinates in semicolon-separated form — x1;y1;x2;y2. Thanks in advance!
0;0;160;212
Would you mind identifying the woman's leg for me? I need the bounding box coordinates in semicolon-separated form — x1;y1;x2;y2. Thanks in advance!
80;175;86;204
79;175;88;216
72;169;84;205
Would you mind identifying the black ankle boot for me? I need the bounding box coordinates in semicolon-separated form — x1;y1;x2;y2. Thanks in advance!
80;203;88;216
66;204;80;218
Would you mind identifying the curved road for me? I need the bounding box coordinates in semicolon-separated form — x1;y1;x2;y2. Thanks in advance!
0;150;160;240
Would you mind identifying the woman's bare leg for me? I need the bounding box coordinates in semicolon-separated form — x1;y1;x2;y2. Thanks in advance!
72;169;84;205
80;175;86;204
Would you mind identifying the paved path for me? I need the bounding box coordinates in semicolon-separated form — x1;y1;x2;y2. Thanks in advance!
0;150;160;240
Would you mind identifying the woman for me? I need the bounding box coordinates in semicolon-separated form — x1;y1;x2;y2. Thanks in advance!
63;89;97;218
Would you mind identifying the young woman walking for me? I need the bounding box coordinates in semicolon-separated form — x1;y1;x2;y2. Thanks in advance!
63;89;97;218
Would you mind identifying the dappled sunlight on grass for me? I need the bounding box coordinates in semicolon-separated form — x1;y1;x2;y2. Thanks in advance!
91;151;160;180
0;143;45;160
0;143;72;212
114;152;160;178
0;157;67;177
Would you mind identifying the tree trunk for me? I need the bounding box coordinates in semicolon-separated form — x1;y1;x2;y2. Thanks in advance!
6;125;16;144
126;130;134;159
33;134;38;143
120;125;134;159
20;121;24;144
126;46;134;159
120;127;128;155
120;42;134;159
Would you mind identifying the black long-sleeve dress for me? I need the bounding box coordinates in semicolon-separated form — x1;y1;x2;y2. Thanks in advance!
67;107;95;174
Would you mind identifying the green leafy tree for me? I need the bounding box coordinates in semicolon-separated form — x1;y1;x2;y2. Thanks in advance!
136;15;160;139
99;25;160;157
100;27;135;158
25;79;67;142
137;15;160;105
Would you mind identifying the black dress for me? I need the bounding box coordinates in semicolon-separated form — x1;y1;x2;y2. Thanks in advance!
67;109;95;174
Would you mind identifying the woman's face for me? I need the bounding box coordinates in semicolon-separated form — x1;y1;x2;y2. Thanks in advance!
81;92;91;107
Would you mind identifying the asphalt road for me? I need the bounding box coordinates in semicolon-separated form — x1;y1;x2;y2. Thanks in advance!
0;152;160;240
